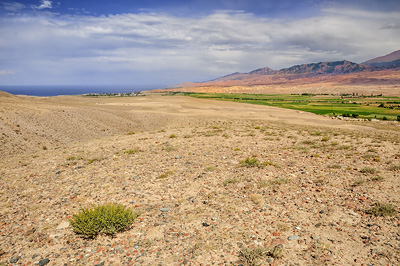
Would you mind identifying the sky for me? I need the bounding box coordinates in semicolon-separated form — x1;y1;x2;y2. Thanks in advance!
0;0;399;86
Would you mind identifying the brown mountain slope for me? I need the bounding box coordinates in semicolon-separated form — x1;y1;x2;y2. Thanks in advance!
171;50;400;95
363;49;400;67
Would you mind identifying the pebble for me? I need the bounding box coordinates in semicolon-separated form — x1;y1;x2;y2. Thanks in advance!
311;235;319;241
56;221;70;230
38;258;50;266
288;235;299;241
160;207;170;212
202;222;210;227
10;257;20;263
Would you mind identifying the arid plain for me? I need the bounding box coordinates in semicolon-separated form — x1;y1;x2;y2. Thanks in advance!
1;91;399;265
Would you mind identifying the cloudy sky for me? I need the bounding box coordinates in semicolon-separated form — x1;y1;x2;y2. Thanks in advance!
0;0;399;86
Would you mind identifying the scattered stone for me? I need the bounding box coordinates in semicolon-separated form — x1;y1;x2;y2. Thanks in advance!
311;235;319;241
10;257;20;263
56;221;70;230
38;258;50;266
202;222;210;227
288;235;299;241
160;207;170;212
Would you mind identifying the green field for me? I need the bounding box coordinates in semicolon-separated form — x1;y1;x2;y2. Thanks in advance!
180;92;400;121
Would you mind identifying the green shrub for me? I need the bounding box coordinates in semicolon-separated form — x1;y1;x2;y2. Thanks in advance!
238;247;267;266
360;167;377;174
366;203;397;217
124;149;138;154
240;157;259;167
69;203;139;238
223;178;239;186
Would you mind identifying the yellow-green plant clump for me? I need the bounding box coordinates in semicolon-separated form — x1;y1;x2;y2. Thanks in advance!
69;203;139;238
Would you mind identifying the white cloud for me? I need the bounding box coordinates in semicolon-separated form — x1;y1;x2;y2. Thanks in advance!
0;70;15;75
33;0;52;10
2;2;25;12
0;7;399;85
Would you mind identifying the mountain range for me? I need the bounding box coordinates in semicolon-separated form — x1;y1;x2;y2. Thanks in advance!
176;50;400;89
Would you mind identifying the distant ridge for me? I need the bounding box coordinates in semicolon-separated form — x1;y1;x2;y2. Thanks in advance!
174;49;400;89
278;60;372;75
363;50;400;68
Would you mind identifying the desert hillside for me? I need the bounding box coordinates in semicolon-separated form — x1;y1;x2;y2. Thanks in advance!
1;93;399;265
166;69;400;95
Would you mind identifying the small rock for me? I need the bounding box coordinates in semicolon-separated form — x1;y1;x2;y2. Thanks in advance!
39;258;50;266
94;262;105;266
129;200;135;204
202;222;210;227
311;235;319;241
288;235;299;241
160;207;170;212
56;221;70;230
319;210;325;214
266;257;274;263
10;257;20;263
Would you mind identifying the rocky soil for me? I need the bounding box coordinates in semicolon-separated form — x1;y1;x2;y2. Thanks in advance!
1;93;399;265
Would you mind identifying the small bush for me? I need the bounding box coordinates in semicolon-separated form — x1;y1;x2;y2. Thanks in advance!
360;167;377;174
124;149;138;155
269;177;291;185
69;203;139;238
157;171;173;179
366;203;397;217
302;140;315;145
223;178;239;186
238;247;267;266
240;157;259;167
268;244;284;259
88;158;102;164
370;176;384;182
353;178;366;186
328;164;341;169
362;154;381;162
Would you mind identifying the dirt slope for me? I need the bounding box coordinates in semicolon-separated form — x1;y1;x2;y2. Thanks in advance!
1;93;399;266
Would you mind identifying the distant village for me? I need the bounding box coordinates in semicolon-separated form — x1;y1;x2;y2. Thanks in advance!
82;91;144;97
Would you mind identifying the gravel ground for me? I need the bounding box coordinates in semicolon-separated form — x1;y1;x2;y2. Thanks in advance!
1;93;400;265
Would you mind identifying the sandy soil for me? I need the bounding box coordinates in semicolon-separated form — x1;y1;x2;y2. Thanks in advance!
1;92;399;265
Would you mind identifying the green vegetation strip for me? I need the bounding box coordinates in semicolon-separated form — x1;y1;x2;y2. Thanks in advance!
180;92;400;120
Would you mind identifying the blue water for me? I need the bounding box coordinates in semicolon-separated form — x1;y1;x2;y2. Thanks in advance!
0;85;164;97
